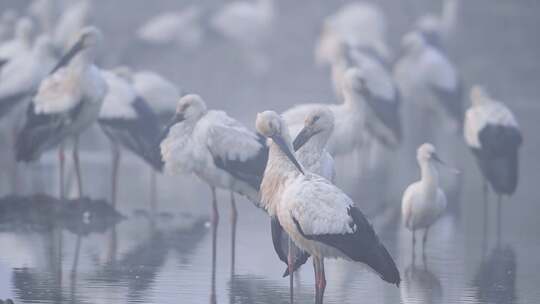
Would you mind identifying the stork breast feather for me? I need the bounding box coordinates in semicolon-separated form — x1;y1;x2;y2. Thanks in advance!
34;71;81;114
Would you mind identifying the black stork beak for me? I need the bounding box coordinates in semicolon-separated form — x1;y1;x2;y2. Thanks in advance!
272;134;304;175
432;153;460;174
50;38;85;74
293;125;320;152
157;112;185;145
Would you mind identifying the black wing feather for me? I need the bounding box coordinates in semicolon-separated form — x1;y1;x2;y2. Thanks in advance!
430;79;464;126
363;87;402;148
270;216;310;277
99;97;164;171
292;206;400;286
213;134;268;191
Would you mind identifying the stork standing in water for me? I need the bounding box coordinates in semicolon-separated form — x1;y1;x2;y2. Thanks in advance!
0;17;34;64
98;69;163;205
256;110;400;304
402;144;457;258
272;107;335;279
464;86;522;240
16;27;107;198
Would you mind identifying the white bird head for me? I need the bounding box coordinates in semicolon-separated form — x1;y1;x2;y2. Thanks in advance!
256;111;304;174
293;107;334;151
470;85;491;107
417;143;460;173
173;94;207;123
50;26;103;74
401;31;426;55
15;17;34;40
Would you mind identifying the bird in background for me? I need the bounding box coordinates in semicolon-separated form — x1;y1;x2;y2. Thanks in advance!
0;10;18;44
257;110;400;304
402;143;458;259
415;0;460;53
0;17;34;64
464;85;522;240
98;68;164;205
16;26;107;199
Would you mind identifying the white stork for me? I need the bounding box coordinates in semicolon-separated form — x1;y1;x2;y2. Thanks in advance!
52;0;92;53
98;69;164;205
16;26;107;198
0;17;33;64
464;86;522;237
160;94;268;224
401;143;457;256
256;110;400;304
394;32;464;133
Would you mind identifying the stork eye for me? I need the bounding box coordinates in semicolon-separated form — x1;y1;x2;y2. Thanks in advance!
312;115;320;123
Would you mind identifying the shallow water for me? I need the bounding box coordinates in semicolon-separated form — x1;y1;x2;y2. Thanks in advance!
1;0;540;303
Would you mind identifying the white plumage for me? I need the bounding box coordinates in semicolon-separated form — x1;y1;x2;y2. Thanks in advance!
415;0;460;51
401;143;447;251
394;32;463;128
136;7;203;48
315;2;389;66
464;86;519;150
132;70;181;116
0;35;55;118
99;70;137;119
53;0;92;52
256;110;399;303
160;94;267;211
0;17;33;62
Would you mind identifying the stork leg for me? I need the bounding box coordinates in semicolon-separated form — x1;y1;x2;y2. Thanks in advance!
230;192;238;277
422;228;429;262
210;186;219;225
411;230;416;263
497;195;502;245
288;236;295;304
110;142;121;207
150;169;157;216
315;257;326;304
210;214;218;304
73;136;83;198
59;143;65;199
313;258;320;303
482;181;489;255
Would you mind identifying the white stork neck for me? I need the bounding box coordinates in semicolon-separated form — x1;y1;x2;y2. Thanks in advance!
298;130;330;157
342;87;363;111
419;161;439;189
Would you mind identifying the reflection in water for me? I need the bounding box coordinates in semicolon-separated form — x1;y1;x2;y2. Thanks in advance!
229;274;312;304
473;244;517;304
401;261;443;304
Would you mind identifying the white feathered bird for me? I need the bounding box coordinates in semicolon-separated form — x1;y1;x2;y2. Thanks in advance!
256;110;400;304
52;0;92;52
0;17;34;63
160;94;268;223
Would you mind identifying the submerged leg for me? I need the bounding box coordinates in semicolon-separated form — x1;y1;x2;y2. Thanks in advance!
111;143;120;206
150;169;157;215
230;192;238;277
497;195;502;245
412;230;416;264
73;136;83;198
288;236;295;304
210;186;219;225
210;215;218;304
482;181;489;256
59;143;65;199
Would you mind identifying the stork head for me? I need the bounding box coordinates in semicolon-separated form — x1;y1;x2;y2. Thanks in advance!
50;26;103;74
293;107;334;151
343;67;368;95
256;111;304;174
401;31;426;55
173;94;207;124
470;85;491;107
417;143;460;173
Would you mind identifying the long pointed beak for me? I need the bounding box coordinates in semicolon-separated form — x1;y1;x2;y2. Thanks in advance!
293;126;319;151
50;39;85;74
432;153;460;174
272;134;304;175
157;113;185;145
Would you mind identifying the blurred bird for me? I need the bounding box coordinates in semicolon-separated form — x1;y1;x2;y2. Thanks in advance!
0;17;34;64
257;110;400;304
98;69;164;205
16;27;107;198
394;32;463;132
402;144;455;256
315;1;390;67
464;86;522;236
0;10;18;43
136;6;204;48
415;0;460;52
0;34;56;120
160;94;268;224
52;0;92;52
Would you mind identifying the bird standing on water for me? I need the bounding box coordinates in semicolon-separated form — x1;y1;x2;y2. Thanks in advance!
464;86;522;239
402;143;456;257
16;26;107;198
256;110;400;304
160;94;268;224
98;69;164;205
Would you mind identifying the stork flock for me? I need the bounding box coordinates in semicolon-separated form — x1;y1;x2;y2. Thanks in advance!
0;0;524;303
